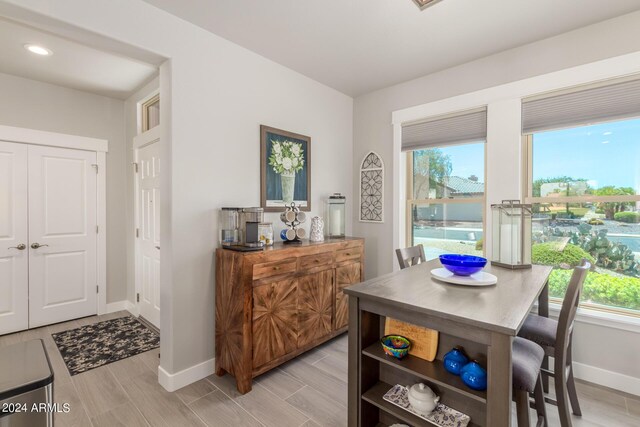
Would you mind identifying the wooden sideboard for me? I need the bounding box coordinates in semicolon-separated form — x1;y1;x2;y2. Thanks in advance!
215;237;364;393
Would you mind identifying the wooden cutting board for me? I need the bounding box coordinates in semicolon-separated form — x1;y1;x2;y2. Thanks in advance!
384;318;439;362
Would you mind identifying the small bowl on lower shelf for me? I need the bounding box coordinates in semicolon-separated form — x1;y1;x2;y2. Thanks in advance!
380;335;411;359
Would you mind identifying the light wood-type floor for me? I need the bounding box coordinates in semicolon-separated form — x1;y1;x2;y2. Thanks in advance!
0;311;638;426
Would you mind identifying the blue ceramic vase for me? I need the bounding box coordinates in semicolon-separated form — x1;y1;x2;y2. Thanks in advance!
443;347;469;375
460;361;487;391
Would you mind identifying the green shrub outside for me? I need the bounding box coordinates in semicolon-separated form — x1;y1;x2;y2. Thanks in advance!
549;269;640;311
475;238;483;251
614;211;640;223
532;243;595;268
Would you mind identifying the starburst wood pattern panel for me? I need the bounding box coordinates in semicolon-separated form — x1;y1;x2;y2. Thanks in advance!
215;238;364;394
297;269;333;348
335;262;361;330
252;278;298;369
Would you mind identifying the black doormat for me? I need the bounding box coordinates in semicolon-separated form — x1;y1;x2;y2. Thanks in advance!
51;315;159;376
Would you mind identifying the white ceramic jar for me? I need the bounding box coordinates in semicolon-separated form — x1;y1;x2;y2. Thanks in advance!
407;383;440;415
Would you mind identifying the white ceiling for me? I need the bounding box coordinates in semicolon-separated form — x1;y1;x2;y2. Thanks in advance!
143;0;640;96
0;18;158;99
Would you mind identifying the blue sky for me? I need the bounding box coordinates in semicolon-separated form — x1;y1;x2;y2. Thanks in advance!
533;118;640;191
428;118;640;192
438;142;485;181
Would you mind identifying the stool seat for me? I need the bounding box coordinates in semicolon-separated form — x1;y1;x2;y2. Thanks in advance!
513;337;544;392
519;314;558;347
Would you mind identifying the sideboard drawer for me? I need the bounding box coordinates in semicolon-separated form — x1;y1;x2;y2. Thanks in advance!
253;259;297;280
336;247;362;263
299;252;333;270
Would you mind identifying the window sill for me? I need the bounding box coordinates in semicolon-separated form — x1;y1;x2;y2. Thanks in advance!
534;302;640;334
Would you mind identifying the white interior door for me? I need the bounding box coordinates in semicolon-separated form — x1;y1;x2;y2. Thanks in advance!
135;131;161;328
28;145;98;328
0;141;29;335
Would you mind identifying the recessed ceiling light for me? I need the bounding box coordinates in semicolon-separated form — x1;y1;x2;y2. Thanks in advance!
24;44;52;56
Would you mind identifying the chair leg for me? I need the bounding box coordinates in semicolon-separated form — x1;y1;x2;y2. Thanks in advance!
566;364;582;416
554;369;573;427
534;373;548;427
542;355;550;393
515;389;531;427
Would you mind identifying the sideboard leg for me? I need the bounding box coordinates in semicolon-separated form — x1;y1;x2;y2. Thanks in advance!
215;366;226;377
236;376;253;394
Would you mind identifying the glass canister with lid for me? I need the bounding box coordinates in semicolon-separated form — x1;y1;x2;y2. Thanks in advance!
258;223;274;246
219;207;240;245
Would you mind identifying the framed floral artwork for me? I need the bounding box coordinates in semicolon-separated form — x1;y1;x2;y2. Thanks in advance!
260;125;311;212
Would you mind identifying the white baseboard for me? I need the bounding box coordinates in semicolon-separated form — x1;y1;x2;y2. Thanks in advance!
106;300;136;314
158;358;215;392
550;356;640;396
572;361;640;397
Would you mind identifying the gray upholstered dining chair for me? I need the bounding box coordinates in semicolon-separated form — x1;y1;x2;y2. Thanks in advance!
395;245;426;269
512;337;548;427
518;259;591;427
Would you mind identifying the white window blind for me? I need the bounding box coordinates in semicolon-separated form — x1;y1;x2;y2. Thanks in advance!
401;108;487;152
522;77;640;134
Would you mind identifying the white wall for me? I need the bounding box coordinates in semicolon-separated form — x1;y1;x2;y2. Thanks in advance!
0;0;354;384
353;11;640;394
0;71;127;304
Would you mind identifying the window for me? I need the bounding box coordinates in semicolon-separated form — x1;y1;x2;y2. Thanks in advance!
141;94;160;132
403;108;487;260
406;143;485;260
524;118;640;316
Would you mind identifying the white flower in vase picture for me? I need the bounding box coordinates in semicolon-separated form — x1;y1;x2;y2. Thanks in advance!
282;157;292;170
268;139;305;204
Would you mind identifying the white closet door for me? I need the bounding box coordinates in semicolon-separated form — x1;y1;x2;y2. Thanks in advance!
136;139;161;328
28;145;98;327
0;141;28;335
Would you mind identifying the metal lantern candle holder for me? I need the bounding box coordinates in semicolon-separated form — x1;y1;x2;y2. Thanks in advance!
325;193;346;238
490;200;532;269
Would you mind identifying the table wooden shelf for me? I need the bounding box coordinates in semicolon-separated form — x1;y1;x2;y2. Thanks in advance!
362;381;434;427
362;343;487;404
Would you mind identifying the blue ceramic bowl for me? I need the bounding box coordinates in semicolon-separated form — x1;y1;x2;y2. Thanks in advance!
439;254;487;276
380;335;411;359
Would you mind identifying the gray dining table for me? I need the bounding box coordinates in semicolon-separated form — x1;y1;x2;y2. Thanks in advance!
345;258;552;427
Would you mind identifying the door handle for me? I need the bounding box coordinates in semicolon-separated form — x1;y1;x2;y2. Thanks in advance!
8;244;26;250
155;246;160;250
31;243;49;249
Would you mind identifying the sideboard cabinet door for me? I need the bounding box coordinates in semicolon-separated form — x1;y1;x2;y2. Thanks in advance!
252;278;298;369
297;269;333;348
334;262;361;330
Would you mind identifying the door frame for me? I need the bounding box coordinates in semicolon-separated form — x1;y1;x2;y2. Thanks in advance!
0;124;108;315
133;126;160;320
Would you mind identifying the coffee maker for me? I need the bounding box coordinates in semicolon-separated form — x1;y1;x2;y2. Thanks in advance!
219;207;265;251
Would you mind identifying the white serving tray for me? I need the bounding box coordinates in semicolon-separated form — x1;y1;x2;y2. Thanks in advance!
431;268;497;287
383;384;470;427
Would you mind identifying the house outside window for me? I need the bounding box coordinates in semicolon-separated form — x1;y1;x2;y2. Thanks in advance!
407;143;485;260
